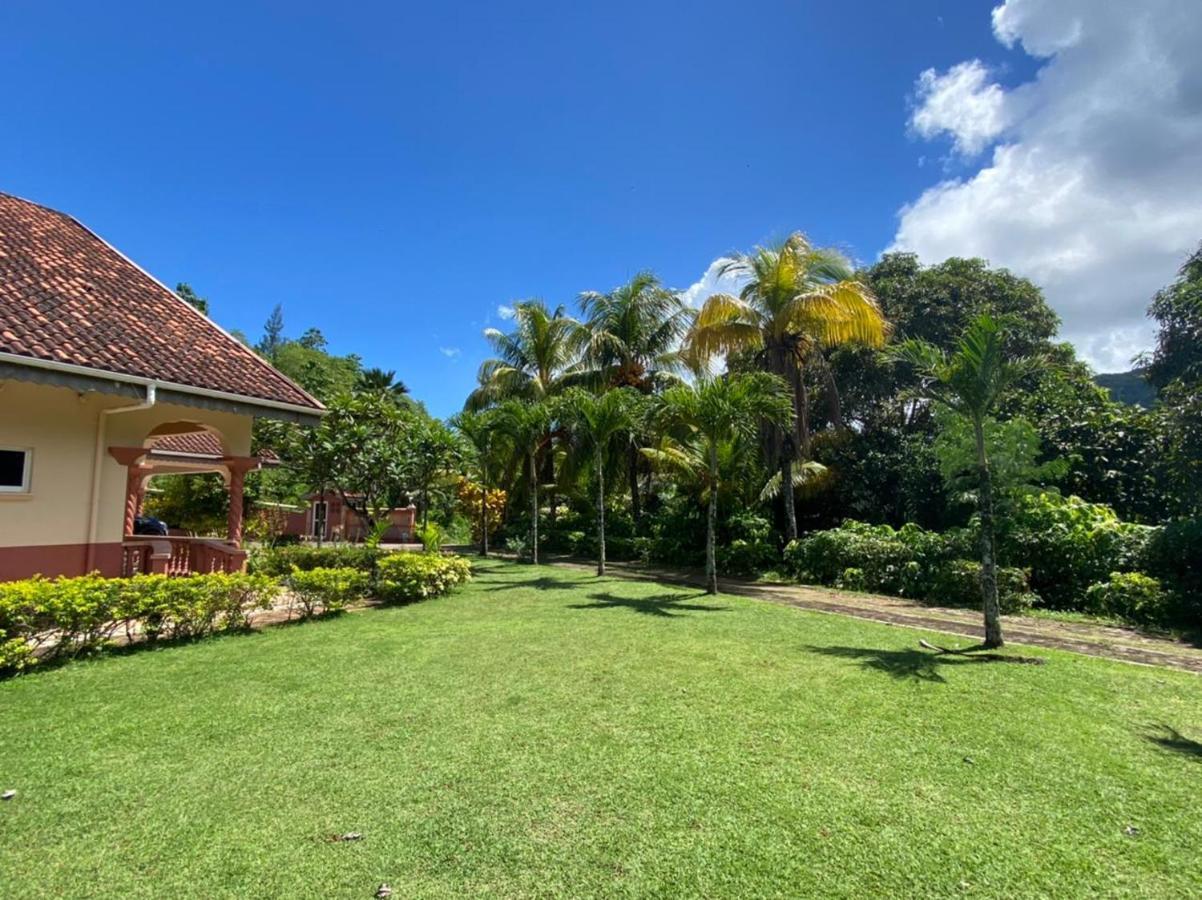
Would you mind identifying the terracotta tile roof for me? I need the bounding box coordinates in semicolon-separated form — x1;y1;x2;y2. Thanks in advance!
0;192;322;412
148;431;280;463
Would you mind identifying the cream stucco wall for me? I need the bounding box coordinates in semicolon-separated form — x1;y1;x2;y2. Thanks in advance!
0;379;253;549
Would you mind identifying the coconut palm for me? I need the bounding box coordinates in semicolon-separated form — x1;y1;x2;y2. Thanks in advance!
649;373;792;593
891;314;1035;648
685;233;887;539
451;409;502;557
578;272;692;524
494;399;551;564
558;388;641;575
467;301;581;410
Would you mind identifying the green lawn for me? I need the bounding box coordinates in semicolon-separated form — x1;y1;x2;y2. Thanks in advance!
2;559;1200;898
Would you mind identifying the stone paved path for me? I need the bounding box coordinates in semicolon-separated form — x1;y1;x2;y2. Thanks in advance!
549;558;1202;674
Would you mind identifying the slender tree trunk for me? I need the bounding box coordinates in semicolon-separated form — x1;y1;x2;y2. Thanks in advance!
974;419;1003;648
820;356;847;433
596;445;606;576
479;468;489;558
706;444;718;595
421;488;429;529
780;451;798;542
529;450;539;565
627;441;642;527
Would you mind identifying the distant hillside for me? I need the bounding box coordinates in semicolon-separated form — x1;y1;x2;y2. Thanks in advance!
1095;369;1156;408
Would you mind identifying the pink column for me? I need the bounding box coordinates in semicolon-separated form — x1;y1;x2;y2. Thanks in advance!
227;465;247;545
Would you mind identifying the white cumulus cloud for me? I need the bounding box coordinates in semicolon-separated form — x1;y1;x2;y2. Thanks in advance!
894;0;1202;372
439;346;461;359
679;258;747;308
496;304;515;320
910;60;1010;156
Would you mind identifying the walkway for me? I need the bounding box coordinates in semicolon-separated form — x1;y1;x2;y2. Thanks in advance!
552;558;1202;674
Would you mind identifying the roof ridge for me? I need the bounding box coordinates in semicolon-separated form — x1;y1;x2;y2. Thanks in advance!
57;199;325;412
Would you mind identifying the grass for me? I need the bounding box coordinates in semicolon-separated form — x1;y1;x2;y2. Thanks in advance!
2;558;1200;898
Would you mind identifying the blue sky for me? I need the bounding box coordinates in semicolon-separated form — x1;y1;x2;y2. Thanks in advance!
6;1;1197;416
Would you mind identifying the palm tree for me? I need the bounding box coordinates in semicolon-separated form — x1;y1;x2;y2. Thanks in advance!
558;388;640;575
495;400;551;564
649;373;792;593
451;410;501;557
685;233;887;539
891;314;1034;649
467;301;581;409
358;367;409;399
578;272;692;524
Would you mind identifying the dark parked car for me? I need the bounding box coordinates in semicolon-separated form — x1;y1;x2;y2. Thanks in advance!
133;515;169;536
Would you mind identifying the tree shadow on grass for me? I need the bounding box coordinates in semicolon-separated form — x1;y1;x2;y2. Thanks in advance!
1145;724;1202;761
474;574;577;592
801;643;1037;683
568;591;729;618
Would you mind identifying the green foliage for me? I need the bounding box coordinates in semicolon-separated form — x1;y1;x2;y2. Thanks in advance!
284;567;369;618
415;521;443;553
1000;492;1154;609
0;573;279;674
933;412;1066;507
716;512;778;576
783;521;1034;613
1140;518;1202;626
143;472;229;534
249;543;384;576
1084;573;1170;626
375;553;472;602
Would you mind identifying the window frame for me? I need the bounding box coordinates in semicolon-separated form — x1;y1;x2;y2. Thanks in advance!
0;446;32;494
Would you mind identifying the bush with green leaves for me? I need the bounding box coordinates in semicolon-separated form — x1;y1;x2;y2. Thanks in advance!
375;553;472;603
249;543;384;576
716;512;779;576
414;521;443;553
0;572;280;674
284;567;370;618
928;560;1037;615
999;492;1155;609
1083;573;1171;626
1140;518;1202;625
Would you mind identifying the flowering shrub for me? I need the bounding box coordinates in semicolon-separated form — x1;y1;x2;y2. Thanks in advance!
376;553;472;602
284;567;370;618
455;478;506;543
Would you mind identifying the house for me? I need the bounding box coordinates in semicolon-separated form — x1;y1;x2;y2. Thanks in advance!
277;490;417;543
0;191;324;580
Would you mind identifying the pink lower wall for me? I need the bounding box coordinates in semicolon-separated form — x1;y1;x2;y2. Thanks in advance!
0;542;124;580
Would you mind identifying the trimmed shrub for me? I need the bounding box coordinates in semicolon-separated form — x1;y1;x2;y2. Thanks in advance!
1084;573;1171;625
249;544;384;576
284;567;369;618
0;572;279;674
716;513;779;576
376;553;472;603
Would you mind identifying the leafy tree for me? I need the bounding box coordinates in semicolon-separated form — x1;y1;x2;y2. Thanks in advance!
686;233;887;540
402;417;461;529
271;338;361;402
578;272;691;524
495;400;551;563
892;315;1036;648
649;373;792;593
1144;243;1202;391
558;388;641;575
280;392;411;533
175;282;209;315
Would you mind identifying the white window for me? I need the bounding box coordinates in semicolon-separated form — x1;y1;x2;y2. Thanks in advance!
0;447;32;493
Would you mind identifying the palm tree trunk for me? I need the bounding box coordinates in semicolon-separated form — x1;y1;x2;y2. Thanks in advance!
706;443;718;595
529;450;539;565
780;452;797;542
974;419;1003;648
596;445;606;576
820;356;847;433
479;469;489;558
627;442;642;527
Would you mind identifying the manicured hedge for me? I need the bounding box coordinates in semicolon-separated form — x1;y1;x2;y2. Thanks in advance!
0;573;280;674
0;552;475;676
249;544;384;576
376;553;472;602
